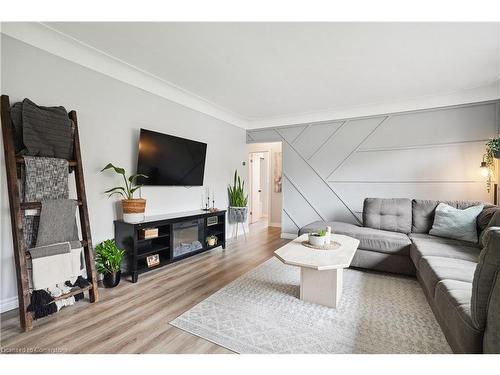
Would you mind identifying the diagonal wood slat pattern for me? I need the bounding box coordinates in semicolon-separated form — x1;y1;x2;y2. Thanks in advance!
248;101;500;235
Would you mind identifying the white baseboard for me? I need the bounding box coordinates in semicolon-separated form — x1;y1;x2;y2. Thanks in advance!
268;222;281;228
281;232;298;239
1;296;19;313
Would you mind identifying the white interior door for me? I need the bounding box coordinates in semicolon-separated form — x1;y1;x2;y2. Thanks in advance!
259;156;268;217
250;153;262;223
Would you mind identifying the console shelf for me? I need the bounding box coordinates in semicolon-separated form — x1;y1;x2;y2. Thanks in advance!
114;210;226;282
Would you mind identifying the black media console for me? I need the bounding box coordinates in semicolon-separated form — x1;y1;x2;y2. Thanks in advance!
114;210;226;282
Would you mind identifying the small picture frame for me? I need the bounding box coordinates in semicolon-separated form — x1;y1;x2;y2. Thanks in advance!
146;254;160;268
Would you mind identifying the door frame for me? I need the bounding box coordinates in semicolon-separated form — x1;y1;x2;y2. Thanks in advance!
248;150;271;224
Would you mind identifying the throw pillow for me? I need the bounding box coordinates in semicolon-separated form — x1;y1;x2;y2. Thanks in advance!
429;202;484;243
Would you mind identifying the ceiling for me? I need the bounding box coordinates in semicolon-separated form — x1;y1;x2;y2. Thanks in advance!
43;22;500;127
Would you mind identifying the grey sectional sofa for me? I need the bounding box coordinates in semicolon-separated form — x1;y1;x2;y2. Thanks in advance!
299;198;500;353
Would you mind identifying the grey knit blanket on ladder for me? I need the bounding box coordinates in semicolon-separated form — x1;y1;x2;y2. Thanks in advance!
22;156;69;249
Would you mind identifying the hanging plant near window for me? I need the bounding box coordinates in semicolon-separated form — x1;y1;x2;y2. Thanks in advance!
486;137;500;159
482;136;500;192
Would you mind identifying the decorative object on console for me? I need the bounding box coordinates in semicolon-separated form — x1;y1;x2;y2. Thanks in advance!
140;227;158;239
202;186;217;211
146;254;160;268
95;239;125;288
207;235;218;247
101;163;148;223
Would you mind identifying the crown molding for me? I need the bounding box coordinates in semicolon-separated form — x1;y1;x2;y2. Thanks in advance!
245;81;500;129
2;22;499;131
1;22;250;129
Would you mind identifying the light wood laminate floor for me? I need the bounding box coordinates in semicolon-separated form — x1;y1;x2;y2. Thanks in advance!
0;225;288;354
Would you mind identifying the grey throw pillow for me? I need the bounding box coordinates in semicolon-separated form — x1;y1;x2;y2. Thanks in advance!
429;203;484;243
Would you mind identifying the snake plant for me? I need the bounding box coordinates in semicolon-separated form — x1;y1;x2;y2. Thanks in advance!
227;170;248;207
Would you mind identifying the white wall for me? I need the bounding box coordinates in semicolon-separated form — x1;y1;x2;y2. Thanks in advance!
0;35;247;312
247;142;282;226
247;101;500;237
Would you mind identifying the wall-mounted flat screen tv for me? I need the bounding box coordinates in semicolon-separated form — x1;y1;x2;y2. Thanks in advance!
136;128;207;186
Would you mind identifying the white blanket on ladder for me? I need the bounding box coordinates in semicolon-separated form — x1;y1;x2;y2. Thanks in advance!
30;242;84;290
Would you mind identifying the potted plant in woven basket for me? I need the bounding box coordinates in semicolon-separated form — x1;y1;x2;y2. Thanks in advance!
227;170;248;224
95;239;125;288
101;163;148;223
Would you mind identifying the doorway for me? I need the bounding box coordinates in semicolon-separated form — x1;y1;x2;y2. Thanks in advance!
247;142;282;231
249;151;268;225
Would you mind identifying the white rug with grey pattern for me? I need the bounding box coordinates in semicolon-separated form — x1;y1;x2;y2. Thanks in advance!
170;257;452;353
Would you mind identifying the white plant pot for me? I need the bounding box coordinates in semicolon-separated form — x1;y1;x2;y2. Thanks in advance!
308;234;326;247
229;206;248;223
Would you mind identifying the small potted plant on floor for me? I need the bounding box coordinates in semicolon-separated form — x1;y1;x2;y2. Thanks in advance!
228;170;248;224
95;239;126;288
309;229;327;247
101;163;148;223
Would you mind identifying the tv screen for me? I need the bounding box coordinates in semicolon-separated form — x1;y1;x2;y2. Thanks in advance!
136;129;207;186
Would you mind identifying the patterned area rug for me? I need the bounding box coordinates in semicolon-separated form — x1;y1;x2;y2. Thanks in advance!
170;257;452;353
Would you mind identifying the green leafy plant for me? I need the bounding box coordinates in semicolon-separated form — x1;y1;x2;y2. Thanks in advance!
311;229;326;237
227;170;248;207
95;239;125;274
101;163;148;199
486;137;500;158
483;137;500;192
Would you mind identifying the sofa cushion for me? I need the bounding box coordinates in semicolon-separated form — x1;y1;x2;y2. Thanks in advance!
352;248;416;276
434;279;482;353
333;221;411;255
483;272;500;353
411;199;484;234
299;221;411;255
409;233;480;269
363;198;412;234
477;206;499;232
419;256;477;297
471;228;500;331
480;209;500;247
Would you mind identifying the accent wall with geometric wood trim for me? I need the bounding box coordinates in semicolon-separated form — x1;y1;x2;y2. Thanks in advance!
247;101;500;235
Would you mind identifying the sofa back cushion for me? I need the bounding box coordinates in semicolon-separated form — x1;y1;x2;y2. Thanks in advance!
471;227;500;331
411;199;488;233
363;198;412;234
480;209;500;247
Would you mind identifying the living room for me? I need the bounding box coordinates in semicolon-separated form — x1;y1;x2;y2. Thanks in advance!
1;1;500;373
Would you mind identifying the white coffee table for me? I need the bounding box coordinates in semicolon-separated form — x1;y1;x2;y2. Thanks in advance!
274;233;360;308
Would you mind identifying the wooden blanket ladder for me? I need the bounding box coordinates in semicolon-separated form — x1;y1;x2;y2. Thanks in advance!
0;94;99;331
